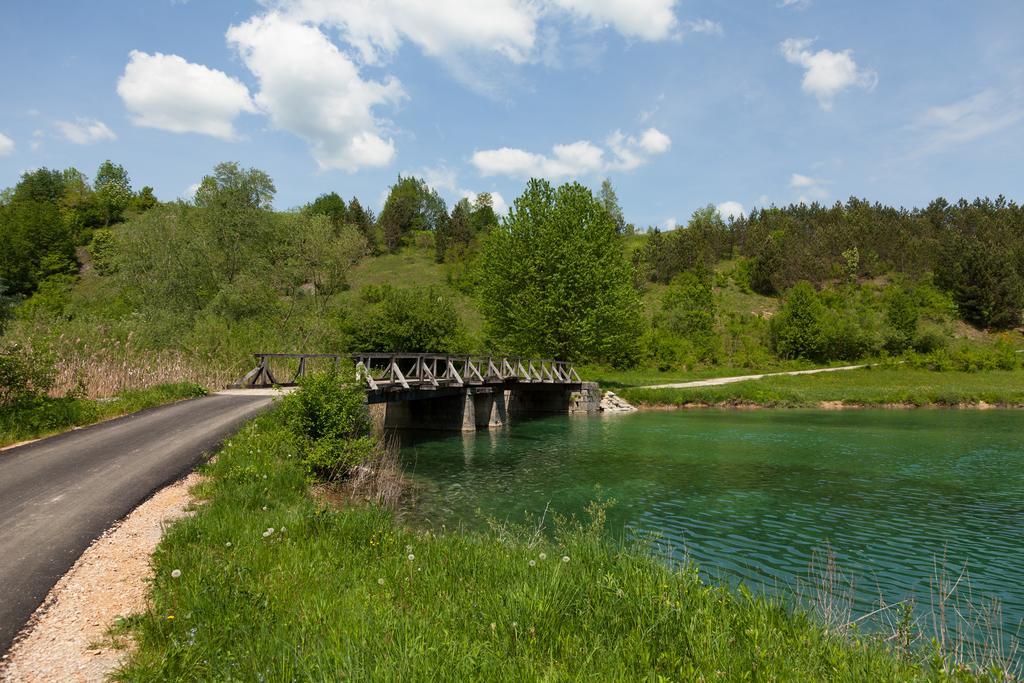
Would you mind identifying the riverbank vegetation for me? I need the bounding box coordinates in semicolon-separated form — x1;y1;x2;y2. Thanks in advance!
1;159;1022;405
112;378;989;681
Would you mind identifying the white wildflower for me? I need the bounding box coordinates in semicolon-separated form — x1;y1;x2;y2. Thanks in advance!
171;569;182;579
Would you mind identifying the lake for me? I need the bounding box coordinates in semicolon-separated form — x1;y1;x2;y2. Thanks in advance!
397;409;1024;649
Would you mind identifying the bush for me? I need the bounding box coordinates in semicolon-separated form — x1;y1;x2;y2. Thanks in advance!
771;282;825;360
0;344;55;408
351;285;467;353
280;370;375;479
89;228;118;275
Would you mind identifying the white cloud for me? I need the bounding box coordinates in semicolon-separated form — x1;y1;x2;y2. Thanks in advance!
778;0;811;8
683;19;723;36
118;50;257;140
417;165;459;193
915;88;1024;154
227;13;405;172
662;216;678;230
55;118;117;145
780;38;877;111
182;182;201;200
473;126;670;179
549;0;678;41
0;133;14;157
789;172;829;202
716;201;744;220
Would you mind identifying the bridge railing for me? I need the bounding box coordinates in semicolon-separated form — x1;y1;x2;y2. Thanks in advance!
231;353;580;390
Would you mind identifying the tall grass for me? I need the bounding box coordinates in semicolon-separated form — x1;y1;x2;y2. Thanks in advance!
0;382;208;447
116;409;966;681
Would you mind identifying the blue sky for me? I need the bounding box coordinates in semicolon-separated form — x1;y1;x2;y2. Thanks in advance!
1;0;1022;228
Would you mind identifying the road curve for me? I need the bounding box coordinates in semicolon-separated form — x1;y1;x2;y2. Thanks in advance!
0;393;275;655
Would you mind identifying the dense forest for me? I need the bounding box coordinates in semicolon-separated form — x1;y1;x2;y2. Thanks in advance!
1;160;1022;402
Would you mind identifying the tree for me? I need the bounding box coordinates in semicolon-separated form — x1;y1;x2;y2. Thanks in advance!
194;161;275;210
351;285;467;353
308;192;348;233
347;197;376;249
883;285;918;353
130;186;158;213
771;281;825;360
599;179;626;234
94;160;132;226
470;192;499;233
377;176;448;252
660;271;717;348
435;198;473;262
478;179;643;365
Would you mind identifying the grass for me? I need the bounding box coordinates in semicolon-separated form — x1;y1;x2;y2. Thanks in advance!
0;382;208;447
620;367;1024;408
114;409;966;682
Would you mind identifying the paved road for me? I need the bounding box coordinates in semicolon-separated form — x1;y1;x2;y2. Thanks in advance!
0;393;275;655
636;364;868;390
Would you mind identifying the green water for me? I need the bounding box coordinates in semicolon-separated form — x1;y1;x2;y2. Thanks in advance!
398;410;1024;643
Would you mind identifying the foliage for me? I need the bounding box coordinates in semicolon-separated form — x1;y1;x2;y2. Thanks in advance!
94;160;132;226
351;285;467;353
88;228;118;276
0;382;206;447
116;410;945;681
599;178;626;234
279;370;374;479
650;269;719;367
479;179;643;366
771;281;826;360
378;176;448;252
0;343;54;408
636;205;730;284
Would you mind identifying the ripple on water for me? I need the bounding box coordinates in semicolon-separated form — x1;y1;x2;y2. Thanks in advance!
399;410;1024;648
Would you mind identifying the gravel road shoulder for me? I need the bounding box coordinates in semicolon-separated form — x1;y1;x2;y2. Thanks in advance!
0;472;202;682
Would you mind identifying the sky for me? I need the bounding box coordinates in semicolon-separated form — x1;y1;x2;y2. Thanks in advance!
1;0;1023;229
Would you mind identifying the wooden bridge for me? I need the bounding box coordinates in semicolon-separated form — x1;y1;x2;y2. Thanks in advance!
232;353;596;430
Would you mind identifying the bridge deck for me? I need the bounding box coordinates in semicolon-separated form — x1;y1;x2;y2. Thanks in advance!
232;353;581;400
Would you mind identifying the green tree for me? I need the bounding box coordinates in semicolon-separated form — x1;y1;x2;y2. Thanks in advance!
194;161;275;211
478;179;643;365
435;198;473;262
658;269;718;361
599;179;626;234
130;186;159;213
883;285;918;353
94;160;132;226
377;176;448;252
470;192;499;233
351;286;467;353
347;197;376;249
308;192;349;233
771;281;825;360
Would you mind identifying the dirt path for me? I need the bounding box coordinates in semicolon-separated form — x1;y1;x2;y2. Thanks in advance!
636;364;868;390
0;472;201;682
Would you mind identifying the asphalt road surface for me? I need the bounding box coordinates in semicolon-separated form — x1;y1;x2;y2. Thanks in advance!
0;393;274;655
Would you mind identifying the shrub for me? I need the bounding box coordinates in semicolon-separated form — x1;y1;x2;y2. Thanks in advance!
351;285;467;353
0;344;55;407
89;228;118;275
771;282;825;360
280;370;375;479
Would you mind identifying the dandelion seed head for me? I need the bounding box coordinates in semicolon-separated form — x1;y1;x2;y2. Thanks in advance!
562;555;570;563
225;541;232;547
538;553;547;561
407;553;415;561
377;578;385;585
528;559;536;567
170;569;182;579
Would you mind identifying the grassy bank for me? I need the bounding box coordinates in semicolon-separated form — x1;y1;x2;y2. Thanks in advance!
620;367;1024;408
0;382;207;447
115;408;960;681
